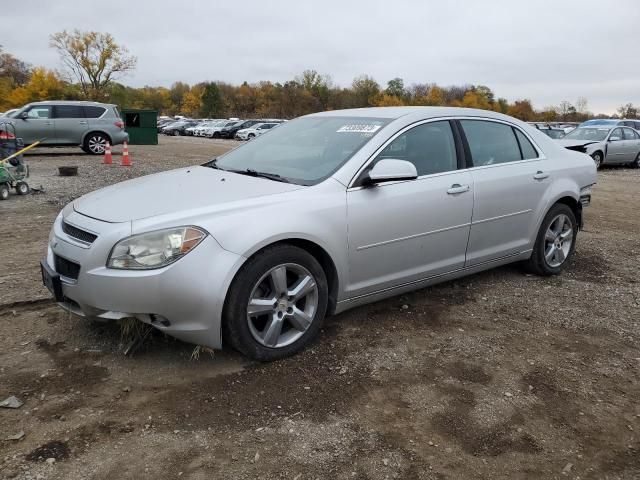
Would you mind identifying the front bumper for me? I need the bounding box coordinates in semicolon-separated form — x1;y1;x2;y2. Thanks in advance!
43;209;245;349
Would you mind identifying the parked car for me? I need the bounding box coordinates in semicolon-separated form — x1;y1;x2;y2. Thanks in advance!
6;101;128;154
219;119;264;139
528;123;567;139
558;125;640;168
41;107;596;360
580;119;640;130
163;120;198;136
236;122;279;140
206;120;241;138
157;118;175;132
194;120;223;137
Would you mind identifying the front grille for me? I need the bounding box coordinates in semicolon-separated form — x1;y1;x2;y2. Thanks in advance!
62;221;97;244
54;255;80;280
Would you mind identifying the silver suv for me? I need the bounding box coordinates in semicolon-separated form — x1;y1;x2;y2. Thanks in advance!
7;101;129;154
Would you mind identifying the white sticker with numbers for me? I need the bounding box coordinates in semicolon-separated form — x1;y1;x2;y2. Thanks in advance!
336;124;382;134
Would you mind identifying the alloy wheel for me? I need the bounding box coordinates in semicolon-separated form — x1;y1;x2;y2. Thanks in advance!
88;135;107;154
544;214;574;268
592;152;602;169
246;263;319;348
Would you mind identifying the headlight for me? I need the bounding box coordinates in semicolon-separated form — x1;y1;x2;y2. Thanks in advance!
107;226;206;270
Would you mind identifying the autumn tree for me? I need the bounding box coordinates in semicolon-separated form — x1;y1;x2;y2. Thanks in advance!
50;30;137;100
385;77;406;100
6;68;68;107
507;99;535;121
351;75;380;107
0;46;31;86
169;81;190;114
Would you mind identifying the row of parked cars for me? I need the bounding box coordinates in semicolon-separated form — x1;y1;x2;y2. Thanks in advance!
157;117;285;140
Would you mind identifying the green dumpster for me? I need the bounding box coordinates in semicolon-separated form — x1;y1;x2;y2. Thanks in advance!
121;109;158;145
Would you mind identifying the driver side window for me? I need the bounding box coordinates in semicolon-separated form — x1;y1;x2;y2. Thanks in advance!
610;128;623;140
376;121;457;176
26;106;51;119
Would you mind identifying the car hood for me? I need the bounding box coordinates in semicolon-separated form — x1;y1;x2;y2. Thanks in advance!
556;139;601;148
73;166;303;223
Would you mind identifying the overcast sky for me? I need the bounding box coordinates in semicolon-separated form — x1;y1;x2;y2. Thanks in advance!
3;0;638;114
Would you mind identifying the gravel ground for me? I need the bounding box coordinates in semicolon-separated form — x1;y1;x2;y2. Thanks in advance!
0;136;639;479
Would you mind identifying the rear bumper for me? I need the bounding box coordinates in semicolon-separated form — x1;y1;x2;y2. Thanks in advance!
110;130;129;145
43;209;245;349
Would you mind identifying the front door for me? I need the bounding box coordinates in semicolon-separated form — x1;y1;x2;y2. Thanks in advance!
13;105;54;144
606;128;626;164
52;104;88;144
346;120;474;298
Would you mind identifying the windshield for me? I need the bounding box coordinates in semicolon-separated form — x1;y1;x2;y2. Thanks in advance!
214;116;390;185
563;127;610;141
542;129;565;139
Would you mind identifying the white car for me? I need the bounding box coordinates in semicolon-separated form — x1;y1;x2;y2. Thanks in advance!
236;122;279;140
205;120;242;139
193;121;221;137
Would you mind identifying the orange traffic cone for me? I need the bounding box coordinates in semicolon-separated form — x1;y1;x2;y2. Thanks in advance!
103;142;113;165
121;141;132;167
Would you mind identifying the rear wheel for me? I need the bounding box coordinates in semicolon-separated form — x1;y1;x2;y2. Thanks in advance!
223;245;328;361
212;132;221;139
591;151;603;169
15;181;29;195
83;133;109;155
0;183;9;200
526;203;577;276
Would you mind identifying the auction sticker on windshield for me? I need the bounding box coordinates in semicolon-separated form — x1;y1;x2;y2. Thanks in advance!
337;124;382;134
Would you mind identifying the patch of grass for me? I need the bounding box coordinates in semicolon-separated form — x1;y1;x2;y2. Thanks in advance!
190;345;215;361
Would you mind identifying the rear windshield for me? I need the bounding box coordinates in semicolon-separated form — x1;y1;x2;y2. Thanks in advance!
215;116;390;186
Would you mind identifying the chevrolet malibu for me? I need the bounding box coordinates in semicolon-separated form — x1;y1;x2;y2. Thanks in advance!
41;107;597;360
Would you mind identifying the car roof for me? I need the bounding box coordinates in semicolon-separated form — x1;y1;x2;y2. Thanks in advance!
307;106;521;122
26;100;116;107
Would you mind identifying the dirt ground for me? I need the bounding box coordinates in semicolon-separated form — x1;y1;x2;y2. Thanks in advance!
1;136;639;480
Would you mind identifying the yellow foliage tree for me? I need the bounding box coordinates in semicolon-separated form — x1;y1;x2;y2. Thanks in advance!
374;94;404;107
461;90;491;110
414;86;445;106
6;68;66;108
181;85;204;117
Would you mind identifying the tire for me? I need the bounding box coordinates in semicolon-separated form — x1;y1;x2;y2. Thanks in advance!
248;133;255;139
630;152;640;169
591;151;603;169
173;130;180;136
0;184;9;200
526;203;577;276
15;181;29;195
83;132;110;155
222;245;329;361
212;132;221;139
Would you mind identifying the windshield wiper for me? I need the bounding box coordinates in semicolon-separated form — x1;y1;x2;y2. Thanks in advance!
232;168;292;184
202;158;224;170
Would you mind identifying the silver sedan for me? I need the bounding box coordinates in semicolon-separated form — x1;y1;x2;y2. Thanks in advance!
41;107;597;360
558;126;640;168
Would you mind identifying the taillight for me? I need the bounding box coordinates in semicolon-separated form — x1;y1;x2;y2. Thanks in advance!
114;121;124;129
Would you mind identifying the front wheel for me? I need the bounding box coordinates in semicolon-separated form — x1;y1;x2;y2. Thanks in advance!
630;153;640;169
15;181;29;195
223;245;328;361
591;151;603;169
526;203;577;276
0;184;9;200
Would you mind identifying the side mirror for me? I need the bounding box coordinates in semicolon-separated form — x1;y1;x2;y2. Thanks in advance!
363;159;418;186
19;112;28;120
609;136;621;142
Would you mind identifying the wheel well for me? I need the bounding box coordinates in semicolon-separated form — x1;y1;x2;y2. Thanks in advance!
83;131;112;146
555;196;583;229
249;239;340;315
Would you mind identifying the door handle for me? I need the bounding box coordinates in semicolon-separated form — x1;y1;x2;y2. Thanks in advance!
79;121;88;125
533;171;549;180
43;122;53;126
447;184;470;194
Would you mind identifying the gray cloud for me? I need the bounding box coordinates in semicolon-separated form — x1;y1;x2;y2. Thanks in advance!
3;0;639;114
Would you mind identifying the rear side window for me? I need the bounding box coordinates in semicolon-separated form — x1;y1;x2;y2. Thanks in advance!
84;106;106;118
514;129;538;159
54;105;84;119
376;120;458;176
623;128;639;140
460;120;524;166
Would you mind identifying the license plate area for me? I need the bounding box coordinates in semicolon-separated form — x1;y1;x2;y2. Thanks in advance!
40;260;64;302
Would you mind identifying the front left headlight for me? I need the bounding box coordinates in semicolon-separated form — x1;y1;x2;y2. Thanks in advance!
107;226;207;270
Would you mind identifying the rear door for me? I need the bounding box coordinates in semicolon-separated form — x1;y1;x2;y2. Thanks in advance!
622;127;640;161
52;104;88;144
13;105;54;144
461;119;549;266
